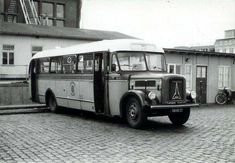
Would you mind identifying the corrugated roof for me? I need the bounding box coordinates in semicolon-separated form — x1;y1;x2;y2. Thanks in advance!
164;48;235;58
0;22;135;40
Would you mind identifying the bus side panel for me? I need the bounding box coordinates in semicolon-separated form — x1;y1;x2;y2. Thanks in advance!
55;79;68;107
79;79;95;112
66;80;82;110
109;80;128;116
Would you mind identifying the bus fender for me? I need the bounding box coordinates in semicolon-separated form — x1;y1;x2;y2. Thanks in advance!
119;90;148;118
45;88;55;105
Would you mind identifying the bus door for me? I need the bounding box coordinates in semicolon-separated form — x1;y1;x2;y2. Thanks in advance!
29;59;38;102
94;53;107;114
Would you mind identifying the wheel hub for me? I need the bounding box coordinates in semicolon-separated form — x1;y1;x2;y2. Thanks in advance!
129;104;138;120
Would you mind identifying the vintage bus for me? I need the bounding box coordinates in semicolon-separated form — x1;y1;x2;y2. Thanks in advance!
29;39;198;128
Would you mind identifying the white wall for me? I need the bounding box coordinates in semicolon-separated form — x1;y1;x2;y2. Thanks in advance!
0;35;91;78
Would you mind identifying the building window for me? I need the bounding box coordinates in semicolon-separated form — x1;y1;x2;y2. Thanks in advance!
56;4;65;27
32;46;43;56
41;2;54;26
39;2;65;27
33;1;39;14
218;66;231;89
56;4;64;18
185;64;192;90
229;48;234;53
167;64;181;74
2;45;14;65
56;20;64;27
42;2;53;17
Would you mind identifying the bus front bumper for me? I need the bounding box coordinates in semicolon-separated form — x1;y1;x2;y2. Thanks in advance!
150;103;199;110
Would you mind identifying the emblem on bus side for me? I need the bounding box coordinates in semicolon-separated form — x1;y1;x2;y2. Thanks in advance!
70;82;76;96
67;57;72;63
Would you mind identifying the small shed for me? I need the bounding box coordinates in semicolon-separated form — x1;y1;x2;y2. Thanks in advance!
164;48;235;104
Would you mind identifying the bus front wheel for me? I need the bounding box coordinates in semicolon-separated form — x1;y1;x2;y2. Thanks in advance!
125;97;147;129
48;95;58;113
168;108;190;126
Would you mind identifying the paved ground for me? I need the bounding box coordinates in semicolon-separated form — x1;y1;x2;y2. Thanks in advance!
0;105;234;163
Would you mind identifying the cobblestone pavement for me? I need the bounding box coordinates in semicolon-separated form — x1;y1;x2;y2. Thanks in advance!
0;105;234;163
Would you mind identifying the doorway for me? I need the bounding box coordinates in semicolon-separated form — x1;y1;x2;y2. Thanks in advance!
29;60;38;102
94;53;105;113
196;66;207;104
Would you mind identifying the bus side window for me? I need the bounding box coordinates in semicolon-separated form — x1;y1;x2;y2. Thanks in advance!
40;58;50;73
77;55;84;73
84;54;93;73
77;54;93;74
62;55;76;74
50;57;62;74
112;54;119;72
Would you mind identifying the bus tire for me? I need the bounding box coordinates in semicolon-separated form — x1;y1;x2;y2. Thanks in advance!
48;94;58;113
168;108;190;126
125;97;147;129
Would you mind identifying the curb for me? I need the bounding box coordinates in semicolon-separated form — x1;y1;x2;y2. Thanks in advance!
0;104;46;110
0;107;50;115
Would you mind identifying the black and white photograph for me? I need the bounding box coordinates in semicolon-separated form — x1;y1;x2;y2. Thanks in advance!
0;0;235;162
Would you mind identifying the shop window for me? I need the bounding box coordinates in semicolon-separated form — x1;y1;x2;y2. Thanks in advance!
2;45;14;65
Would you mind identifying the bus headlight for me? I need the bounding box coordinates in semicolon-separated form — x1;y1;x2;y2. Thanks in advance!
190;91;196;99
148;91;156;100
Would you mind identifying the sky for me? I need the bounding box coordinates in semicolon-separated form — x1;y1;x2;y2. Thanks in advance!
80;0;235;48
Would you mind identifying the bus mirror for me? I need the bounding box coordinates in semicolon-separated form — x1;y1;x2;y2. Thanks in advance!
111;64;116;71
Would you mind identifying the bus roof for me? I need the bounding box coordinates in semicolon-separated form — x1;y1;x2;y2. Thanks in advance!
32;39;164;59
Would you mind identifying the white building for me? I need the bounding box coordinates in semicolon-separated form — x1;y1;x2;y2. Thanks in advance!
215;29;235;54
0;22;133;80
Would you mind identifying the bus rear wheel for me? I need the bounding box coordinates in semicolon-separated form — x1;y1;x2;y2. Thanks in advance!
125;97;147;129
48;95;58;113
168;108;190;126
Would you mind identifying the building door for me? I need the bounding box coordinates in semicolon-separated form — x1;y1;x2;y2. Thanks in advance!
94;53;105;113
196;66;207;104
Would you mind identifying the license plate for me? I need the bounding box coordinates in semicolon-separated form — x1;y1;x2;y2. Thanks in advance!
171;108;183;113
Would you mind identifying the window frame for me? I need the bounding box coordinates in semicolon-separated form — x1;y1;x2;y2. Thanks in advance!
184;64;193;90
32;46;43;56
167;63;181;74
39;1;65;27
218;66;231;89
2;45;14;65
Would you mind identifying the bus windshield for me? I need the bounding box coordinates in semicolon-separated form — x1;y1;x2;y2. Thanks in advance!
116;52;166;72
